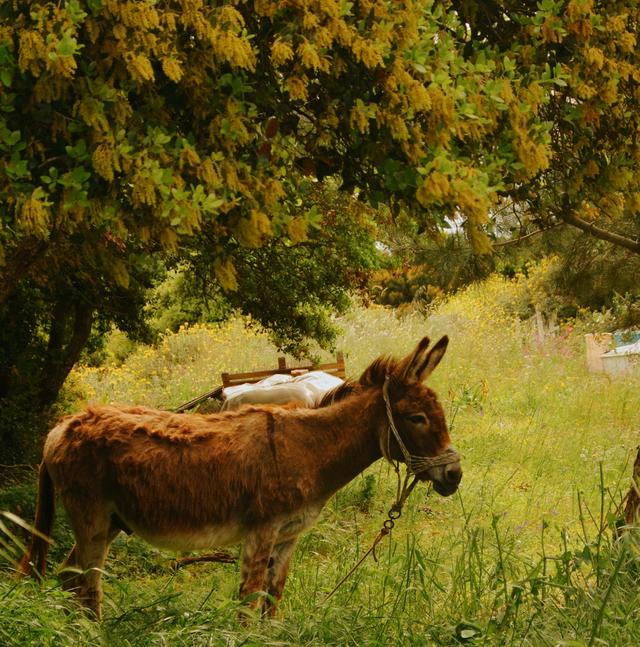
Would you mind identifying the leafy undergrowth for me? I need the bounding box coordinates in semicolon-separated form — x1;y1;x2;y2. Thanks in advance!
3;275;640;645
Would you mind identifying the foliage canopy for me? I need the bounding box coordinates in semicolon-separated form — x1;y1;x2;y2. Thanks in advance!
0;0;559;298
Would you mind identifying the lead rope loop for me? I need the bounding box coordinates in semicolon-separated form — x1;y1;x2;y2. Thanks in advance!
321;473;420;605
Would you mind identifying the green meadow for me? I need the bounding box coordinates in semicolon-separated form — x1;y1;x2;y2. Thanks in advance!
2;274;640;646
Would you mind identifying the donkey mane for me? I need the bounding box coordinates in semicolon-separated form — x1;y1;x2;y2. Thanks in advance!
317;381;358;407
317;355;396;408
359;355;396;385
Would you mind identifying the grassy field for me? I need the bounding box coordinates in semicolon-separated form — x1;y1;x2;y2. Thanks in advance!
2;275;640;646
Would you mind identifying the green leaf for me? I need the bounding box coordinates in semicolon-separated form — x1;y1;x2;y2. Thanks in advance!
87;0;103;14
3;130;21;146
65;139;89;161
148;128;172;147
60;166;90;189
66;0;88;23
305;205;322;228
202;194;224;212
57;32;80;57
70;167;91;184
6;153;29;180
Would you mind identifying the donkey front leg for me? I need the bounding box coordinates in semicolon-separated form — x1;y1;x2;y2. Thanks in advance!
263;505;323;616
239;523;280;614
264;536;299;617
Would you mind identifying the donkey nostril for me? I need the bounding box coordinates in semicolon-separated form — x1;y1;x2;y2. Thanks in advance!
445;466;462;485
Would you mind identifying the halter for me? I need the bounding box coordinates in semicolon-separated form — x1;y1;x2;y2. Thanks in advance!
382;374;461;476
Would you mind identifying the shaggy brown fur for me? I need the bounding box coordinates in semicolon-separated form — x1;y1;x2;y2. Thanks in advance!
19;336;461;619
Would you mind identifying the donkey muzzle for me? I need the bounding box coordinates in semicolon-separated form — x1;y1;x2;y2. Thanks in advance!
427;447;462;496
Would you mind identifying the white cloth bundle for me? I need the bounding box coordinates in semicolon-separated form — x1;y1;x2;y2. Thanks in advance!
221;370;344;410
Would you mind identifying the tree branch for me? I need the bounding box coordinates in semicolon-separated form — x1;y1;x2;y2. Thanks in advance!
558;210;640;255
492;222;563;248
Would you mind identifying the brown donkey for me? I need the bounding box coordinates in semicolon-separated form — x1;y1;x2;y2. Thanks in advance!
19;335;461;618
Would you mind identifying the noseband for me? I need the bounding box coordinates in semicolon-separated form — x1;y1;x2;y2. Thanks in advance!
382;374;460;476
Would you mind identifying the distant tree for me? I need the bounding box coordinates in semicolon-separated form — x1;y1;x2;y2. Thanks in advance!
371;228;493;307
531;227;640;325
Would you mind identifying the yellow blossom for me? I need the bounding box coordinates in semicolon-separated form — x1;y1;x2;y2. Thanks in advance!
271;38;294;67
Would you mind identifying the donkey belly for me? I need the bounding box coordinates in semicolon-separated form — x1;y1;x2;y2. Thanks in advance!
123;501;326;553
125;518;245;552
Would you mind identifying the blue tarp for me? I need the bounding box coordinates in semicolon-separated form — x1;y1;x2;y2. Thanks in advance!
613;330;640;346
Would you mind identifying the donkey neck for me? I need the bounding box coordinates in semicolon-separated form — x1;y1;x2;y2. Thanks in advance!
293;388;387;498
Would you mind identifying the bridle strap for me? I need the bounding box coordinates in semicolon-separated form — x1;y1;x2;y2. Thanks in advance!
382;374;460;475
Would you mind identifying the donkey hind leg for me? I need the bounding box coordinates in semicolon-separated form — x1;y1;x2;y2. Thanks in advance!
60;515;120;620
239;524;280;614
59;543;81;593
264;537;299;617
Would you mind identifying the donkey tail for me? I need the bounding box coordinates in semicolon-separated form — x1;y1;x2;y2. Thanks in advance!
18;462;55;578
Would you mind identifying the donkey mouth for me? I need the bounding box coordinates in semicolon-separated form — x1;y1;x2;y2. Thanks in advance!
432;480;460;497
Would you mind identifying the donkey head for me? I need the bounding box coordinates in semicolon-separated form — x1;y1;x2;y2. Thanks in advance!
362;335;462;496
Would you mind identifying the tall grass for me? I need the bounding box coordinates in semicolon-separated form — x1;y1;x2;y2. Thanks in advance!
2;274;640;645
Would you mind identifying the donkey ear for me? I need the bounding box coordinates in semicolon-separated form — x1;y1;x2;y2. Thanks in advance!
401;335;448;383
418;335;449;381
400;336;431;382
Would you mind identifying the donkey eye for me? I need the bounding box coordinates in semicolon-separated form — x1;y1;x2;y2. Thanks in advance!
406;413;427;425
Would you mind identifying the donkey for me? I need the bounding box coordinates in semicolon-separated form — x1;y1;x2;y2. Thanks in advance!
19;335;461;619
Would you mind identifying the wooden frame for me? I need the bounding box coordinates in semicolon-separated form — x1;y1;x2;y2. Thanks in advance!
221;352;345;388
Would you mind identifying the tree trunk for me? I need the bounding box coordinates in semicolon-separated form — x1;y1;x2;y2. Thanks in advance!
0;297;95;464
37;300;94;409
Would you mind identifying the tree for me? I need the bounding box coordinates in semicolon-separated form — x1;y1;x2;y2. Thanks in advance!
0;0;555;460
373;1;640;310
0;0;557;300
149;180;381;355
